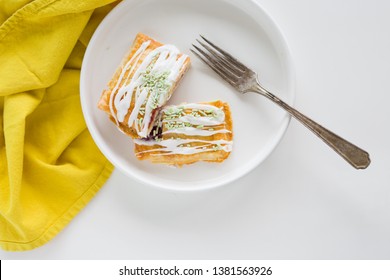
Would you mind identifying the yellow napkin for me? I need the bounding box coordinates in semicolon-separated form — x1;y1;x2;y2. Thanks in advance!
0;0;118;251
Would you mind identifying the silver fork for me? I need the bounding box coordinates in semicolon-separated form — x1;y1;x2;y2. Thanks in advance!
191;35;370;169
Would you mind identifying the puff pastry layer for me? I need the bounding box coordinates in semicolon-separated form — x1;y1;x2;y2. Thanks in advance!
98;33;191;139
134;100;233;166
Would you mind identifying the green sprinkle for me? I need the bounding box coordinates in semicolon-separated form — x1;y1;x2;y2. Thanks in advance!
212;145;223;151
140;68;172;110
166;108;175;114
196;125;204;129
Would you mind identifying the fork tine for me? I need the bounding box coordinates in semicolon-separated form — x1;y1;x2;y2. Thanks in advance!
199;35;248;72
190;47;238;87
192;44;240;82
190;47;237;86
195;39;244;75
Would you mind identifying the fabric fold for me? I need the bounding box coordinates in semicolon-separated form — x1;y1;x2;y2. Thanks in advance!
0;0;118;251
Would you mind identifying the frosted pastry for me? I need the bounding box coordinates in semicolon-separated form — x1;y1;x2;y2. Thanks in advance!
134;100;233;166
98;33;191;138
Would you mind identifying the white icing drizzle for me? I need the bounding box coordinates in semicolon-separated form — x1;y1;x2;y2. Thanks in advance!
109;40;150;125
162;127;231;137
134;138;233;156
135;103;233;157
109;40;188;138
162;103;225;126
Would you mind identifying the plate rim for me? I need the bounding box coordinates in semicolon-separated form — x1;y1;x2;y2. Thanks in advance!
80;0;296;192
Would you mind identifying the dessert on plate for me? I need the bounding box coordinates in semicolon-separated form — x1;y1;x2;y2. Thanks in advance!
98;33;191;139
98;33;233;166
134;100;233;166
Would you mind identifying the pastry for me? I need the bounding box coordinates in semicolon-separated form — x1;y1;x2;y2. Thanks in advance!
98;33;191;138
134;100;233;166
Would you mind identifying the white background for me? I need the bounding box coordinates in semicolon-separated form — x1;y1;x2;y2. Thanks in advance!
1;0;389;259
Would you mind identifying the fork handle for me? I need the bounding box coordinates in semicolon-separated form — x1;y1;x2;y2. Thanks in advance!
253;84;370;169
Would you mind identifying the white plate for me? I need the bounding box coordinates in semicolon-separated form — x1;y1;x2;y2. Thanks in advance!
80;0;295;191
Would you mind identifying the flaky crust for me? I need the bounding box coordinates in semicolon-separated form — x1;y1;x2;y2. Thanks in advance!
134;100;233;166
98;33;191;138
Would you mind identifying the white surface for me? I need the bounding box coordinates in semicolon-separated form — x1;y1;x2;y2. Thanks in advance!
1;0;390;259
80;0;295;191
